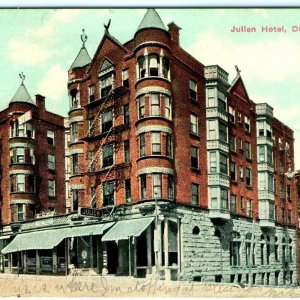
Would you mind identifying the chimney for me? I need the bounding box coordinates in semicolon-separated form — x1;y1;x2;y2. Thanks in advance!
35;94;45;110
168;22;181;47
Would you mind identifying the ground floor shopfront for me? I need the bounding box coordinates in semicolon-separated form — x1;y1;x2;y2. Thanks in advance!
0;202;298;286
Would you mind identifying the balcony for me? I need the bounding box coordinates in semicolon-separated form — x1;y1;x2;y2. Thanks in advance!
256;103;273;118
256;136;273;147
259;218;275;229
258;190;274;201
209;208;231;221
207;174;230;187
257;162;274;173
206;107;228;122
204;65;229;84
206;140;229;152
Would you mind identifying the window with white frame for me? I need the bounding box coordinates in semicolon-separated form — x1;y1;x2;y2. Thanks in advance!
208;120;216;140
71;122;78;143
207;88;215;107
189;79;197;100
139;174;147;200
17;204;25;222
88;85;95;103
166;133;172;157
70;89;79;109
124;140;130;163
167;175;174;200
228;106;235;122
47;130;55;146
230;136;236;152
152;173;162;198
220;153;228;175
139;133;146;157
137;96;145;119
99;73;113;99
230;232;241;266
245;168;251;186
164;96;171;119
219;122;227;142
210;187;218;208
137;56;146;79
103;181;114;206
246;199;252;217
258;145;265;162
17;174;25;192
245;116;251;133
151;132;161;155
48;154;55;170
245;141;251;159
191;183;199;206
239;165;244;178
148;54;159;76
150;93;160;116
230;195;237;213
209;151;217;172
16;148;25;163
124;179;131;203
221;188;228;209
191;146;198;169
122;69;129;88
48;180;55;197
230;162;236;181
101;110;113;132
190;113;198;135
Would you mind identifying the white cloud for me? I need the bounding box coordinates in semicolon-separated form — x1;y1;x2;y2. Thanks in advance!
186;30;300;84
8;9;83;66
251;9;269;18
37;64;67;102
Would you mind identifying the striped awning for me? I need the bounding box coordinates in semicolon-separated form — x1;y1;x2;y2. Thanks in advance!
1;222;114;254
1;228;70;254
102;217;154;241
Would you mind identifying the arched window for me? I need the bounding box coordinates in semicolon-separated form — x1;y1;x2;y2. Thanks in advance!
230;231;241;266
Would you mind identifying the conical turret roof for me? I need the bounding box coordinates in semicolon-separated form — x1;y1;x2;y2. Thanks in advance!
10;80;34;105
137;8;166;32
69;29;91;71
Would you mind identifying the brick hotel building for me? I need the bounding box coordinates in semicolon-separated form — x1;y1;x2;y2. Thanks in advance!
0;9;298;285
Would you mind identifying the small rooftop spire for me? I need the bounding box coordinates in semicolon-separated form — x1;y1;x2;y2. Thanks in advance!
136;8;166;33
19;72;25;84
10;73;34;105
81;29;88;48
235;65;241;76
104;19;111;34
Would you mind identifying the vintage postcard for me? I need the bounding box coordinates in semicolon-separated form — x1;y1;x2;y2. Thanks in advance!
0;7;299;297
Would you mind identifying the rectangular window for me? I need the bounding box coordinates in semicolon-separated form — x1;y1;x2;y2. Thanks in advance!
219;122;227;142
191;183;198;206
17;174;25;192
281;208;285;223
72;154;78;175
189;79;197;100
258;145;265;162
124;140;130;163
230;136;236;152
150;93;160;116
151;132;161;155
71;122;78;143
73;190;78;211
240;196;244;210
103;181;114;206
152;174;162;198
244;116;251;133
99;73;113;99
245;168;251;186
190;113;198;135
88;85;95;103
166;133;172;157
167;175;174;200
221;188;228;209
230;162;236;181
287;209;292;225
122;69;129;88
239;165;243;178
70;90;78;108
48;180;55;197
140;174;147;200
47;130;55;146
101;110;113;132
48;154;55;170
230;195;237;213
245;141;251;159
220;153;228;175
124;179;131;203
228;106;235;123
210;187;218;208
123;104;129;125
102;144;114;168
207;88;216;107
237;112;242;123
210;152;217;172
267;146;273;164
230;241;241;266
139;133;146;157
164;96;171;119
246;199;252;217
191;146;198;169
17;204;24;222
138;96;145;119
208;120;216;140
16;148;25;163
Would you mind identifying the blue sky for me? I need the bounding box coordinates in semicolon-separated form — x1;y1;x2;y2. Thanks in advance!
0;8;299;168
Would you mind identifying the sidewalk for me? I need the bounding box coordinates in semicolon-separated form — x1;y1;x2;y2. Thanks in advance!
0;273;299;297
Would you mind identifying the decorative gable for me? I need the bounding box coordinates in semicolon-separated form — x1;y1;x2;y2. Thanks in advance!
99;59;114;76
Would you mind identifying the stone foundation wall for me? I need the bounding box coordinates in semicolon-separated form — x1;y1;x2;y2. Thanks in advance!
177;207;297;286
